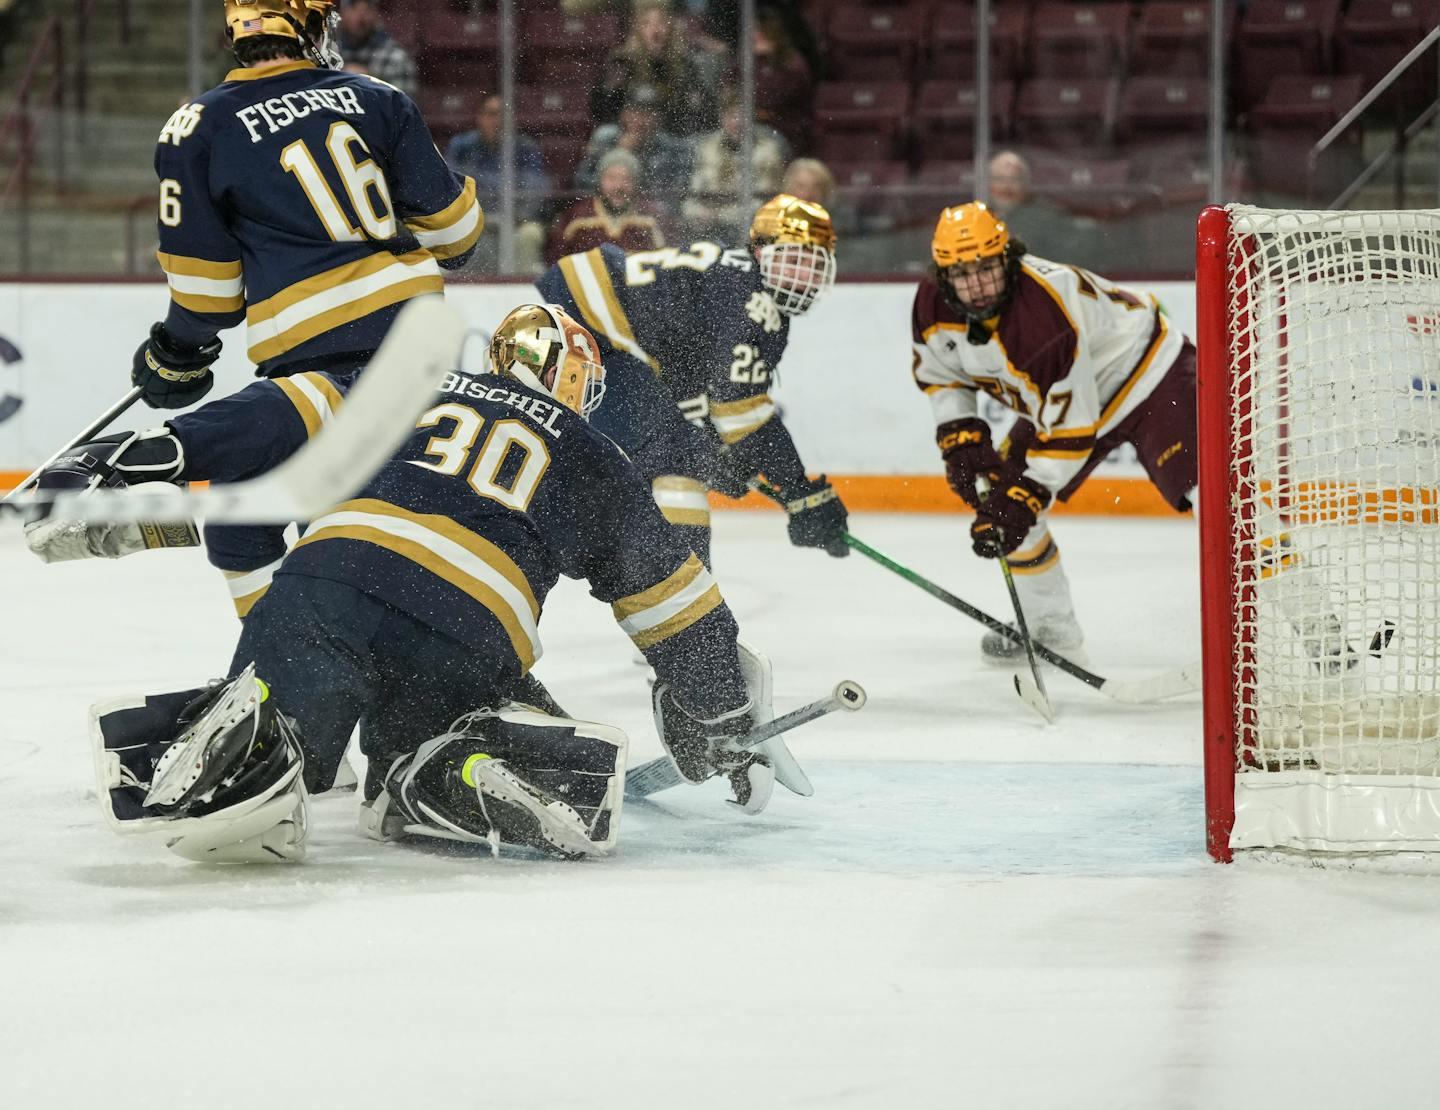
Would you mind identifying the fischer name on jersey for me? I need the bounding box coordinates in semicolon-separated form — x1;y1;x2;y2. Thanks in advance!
154;61;482;372
910;255;1184;495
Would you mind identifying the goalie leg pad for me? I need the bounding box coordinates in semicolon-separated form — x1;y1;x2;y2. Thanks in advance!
363;706;628;858
91;663;308;863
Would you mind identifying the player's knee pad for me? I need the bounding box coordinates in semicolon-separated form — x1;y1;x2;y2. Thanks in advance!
91;662;307;863
361;705;627;858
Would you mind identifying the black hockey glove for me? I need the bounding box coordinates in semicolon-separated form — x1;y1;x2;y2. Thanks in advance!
971;471;1051;558
652;684;755;783
132;323;221;410
937;417;1003;510
780;475;849;557
709;445;755;499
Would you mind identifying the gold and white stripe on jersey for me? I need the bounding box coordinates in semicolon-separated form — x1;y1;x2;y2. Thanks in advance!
652;476;710;527
708;394;776;444
295;498;543;669
404;177;484;261
224;556;286;619
612;553;723;650
157;252;245;315
273;371;345;437
245;249;444;363
557;248;659;370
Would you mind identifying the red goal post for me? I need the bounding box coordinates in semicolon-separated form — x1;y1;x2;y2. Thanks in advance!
1198;203;1440;865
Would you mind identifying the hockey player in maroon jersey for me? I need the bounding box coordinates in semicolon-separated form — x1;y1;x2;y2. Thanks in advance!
911;202;1197;662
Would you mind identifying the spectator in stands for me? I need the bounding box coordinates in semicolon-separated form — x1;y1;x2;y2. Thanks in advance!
695;1;823;83
576;85;693;208
545;148;668;265
445;94;550;275
781;158;835;208
682;91;787;242
985;150;1069;261
336;0;416;96
752;7;814;153
589;0;720;136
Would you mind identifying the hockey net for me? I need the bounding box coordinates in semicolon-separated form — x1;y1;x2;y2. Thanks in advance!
1198;204;1440;863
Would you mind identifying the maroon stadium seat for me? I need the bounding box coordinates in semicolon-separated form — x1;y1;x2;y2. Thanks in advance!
1249;74;1364;194
1131;1;1236;77
1028;154;1138;219
418;87;486;148
812;81;912;162
1012;78;1119;150
911;160;978;223
913;81;1016;161
515;85;592;140
927;3;1031;82
417;11;499;89
1337;0;1440;113
1232;0;1342;112
827;160;911;231
827;4;925;81
536;135;588;190
520;12;623;86
1116;76;1211;146
1029;2;1131;80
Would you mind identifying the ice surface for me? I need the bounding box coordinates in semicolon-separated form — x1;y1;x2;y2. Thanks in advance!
3;512;1439;1109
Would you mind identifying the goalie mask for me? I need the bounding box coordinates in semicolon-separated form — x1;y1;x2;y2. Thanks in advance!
488;304;607;421
749;194;837;317
931;201;1027;338
224;0;343;69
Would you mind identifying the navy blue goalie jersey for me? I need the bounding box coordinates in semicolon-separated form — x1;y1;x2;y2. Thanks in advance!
154;61;482;372
167;369;748;718
536;242;792;448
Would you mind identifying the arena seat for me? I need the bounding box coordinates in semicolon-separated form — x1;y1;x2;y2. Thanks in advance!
1131;1;1236;78
913;80;1016;161
1337;0;1440;114
520;12;622;86
826;160;911;231
912;160;978;221
1116;76;1211;146
812;81;912;162
926;3;1030;82
536;135;588;190
1248;74;1364;194
1028;154;1138;219
1028;2;1131;80
418;87;485;148
1232;0;1342;112
417;11;498;89
1012;78;1119;150
827;3;925;81
515;85;592;141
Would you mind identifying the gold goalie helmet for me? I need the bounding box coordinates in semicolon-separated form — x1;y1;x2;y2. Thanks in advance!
749;194;837;317
489;304;607;421
224;0;342;69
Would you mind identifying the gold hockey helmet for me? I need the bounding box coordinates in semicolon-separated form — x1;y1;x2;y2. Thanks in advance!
931;201;1010;268
748;194;837;317
224;1;341;67
489;304;607;421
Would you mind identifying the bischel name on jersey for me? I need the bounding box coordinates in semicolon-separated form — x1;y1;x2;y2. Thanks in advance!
440;372;567;437
236;86;365;144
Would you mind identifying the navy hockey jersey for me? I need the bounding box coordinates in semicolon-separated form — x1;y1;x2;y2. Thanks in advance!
154;61;482;372
166;371;748;717
536;242;792;448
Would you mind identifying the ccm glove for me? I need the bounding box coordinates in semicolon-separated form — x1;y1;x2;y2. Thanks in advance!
937;418;1003;510
971;471;1051;558
132;323;221;410
780;475;849;557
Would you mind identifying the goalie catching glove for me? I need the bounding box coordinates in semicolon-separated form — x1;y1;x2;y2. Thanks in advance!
132;322;220;410
937;417;1003;510
22;429;199;563
971;470;1051;557
652;685;775;813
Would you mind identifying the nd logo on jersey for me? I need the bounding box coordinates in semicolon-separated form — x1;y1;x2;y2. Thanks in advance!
159;103;205;146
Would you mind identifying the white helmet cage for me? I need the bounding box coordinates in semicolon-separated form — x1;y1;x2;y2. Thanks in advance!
756;242;837;316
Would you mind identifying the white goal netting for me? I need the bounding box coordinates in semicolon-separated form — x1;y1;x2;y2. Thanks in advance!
1224;207;1440;851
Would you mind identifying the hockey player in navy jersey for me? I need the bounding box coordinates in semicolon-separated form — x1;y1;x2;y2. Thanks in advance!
535;193;849;564
132;0;481;410
27;305;791;862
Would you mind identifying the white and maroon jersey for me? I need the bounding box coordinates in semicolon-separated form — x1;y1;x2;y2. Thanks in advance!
910;255;1184;495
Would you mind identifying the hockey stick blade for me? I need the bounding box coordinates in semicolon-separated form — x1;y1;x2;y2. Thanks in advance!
3;298;466;525
1093;661;1201;705
1013;671;1056;723
625;680;867;800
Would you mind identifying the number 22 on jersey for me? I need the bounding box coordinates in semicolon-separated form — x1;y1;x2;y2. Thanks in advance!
280;121;396;242
414;404;551;511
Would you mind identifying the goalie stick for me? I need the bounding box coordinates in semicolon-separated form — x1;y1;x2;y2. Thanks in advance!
0;299;469;526
750;482;1198;706
1;386;143;503
625;680;867;800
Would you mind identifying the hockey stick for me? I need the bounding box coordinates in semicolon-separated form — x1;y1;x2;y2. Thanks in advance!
995;549;1055;722
0;298;467;525
1;386;143;503
750;482;1198;705
625;679;867;800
